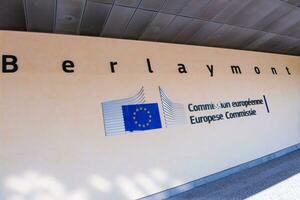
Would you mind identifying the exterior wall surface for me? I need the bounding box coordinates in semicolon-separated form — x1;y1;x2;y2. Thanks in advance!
0;31;300;200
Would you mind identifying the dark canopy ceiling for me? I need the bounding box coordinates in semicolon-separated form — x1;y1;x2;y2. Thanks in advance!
1;0;300;55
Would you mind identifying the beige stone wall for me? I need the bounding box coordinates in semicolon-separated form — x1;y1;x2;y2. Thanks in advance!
0;31;299;200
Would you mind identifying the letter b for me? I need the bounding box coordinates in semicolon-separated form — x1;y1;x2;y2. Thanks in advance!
2;55;18;73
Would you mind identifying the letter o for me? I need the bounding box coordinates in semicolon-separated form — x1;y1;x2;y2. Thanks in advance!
254;66;260;74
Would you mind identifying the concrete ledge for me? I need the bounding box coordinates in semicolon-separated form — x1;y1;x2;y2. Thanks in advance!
140;143;300;200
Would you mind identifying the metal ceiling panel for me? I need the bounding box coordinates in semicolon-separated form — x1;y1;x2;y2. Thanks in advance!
179;0;210;18
25;0;55;32
212;0;251;23
173;19;204;43
158;16;192;42
0;0;300;55
239;30;266;49
160;0;190;14
287;40;300;55
270;36;300;53
123;9;157;39
251;2;293;31
0;0;26;30
225;0;283;28
188;22;222;45
265;8;300;35
115;0;141;7
140;13;175;40
283;21;300;38
283;0;300;6
195;0;233;20
80;1;111;36
89;0;114;4
203;25;258;48
245;33;279;52
292;47;300;55
55;0;85;34
258;35;294;53
101;5;135;37
139;0;166;11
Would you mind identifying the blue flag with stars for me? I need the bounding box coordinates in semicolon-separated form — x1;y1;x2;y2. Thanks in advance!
122;103;162;132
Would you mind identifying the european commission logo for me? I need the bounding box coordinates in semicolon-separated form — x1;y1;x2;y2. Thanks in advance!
101;87;186;136
102;87;162;136
122;103;162;132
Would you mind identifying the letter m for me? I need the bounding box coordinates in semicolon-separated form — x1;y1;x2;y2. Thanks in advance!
231;65;241;74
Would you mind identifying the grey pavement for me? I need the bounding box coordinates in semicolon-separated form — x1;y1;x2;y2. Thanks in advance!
169;149;300;200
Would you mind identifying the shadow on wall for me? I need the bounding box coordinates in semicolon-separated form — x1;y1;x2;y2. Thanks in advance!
168;149;300;200
2;168;182;200
2;150;300;200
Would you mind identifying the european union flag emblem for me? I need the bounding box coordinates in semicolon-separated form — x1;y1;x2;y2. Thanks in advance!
122;103;162;132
